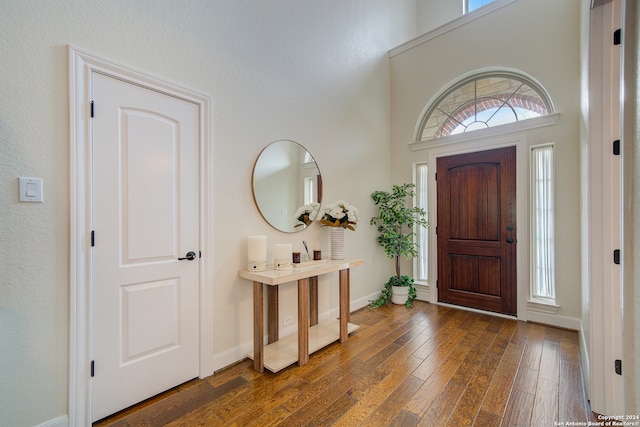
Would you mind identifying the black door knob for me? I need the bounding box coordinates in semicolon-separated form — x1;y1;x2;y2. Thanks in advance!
178;251;197;261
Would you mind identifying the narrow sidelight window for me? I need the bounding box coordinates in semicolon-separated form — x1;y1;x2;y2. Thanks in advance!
531;144;555;300
416;163;429;282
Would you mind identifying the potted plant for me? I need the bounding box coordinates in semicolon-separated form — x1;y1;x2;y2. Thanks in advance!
368;183;427;307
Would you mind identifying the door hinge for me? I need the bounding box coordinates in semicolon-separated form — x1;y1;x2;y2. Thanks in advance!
91;230;95;247
615;359;622;375
91;360;95;377
613;139;620;156
91;101;95;118
614;28;621;45
613;249;621;265
435;172;437;181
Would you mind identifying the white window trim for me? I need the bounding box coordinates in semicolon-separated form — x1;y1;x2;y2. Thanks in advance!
528;143;557;310
410;113;559;151
413;162;429;285
527;298;560;315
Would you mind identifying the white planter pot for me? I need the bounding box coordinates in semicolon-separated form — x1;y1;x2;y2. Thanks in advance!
391;285;409;305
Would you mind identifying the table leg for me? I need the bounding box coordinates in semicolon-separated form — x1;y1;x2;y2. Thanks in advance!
252;281;264;373
298;277;310;366
309;276;318;326
339;268;350;343
267;285;279;344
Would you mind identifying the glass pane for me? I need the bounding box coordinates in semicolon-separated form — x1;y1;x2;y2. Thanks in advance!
416;164;428;281
531;145;555;299
468;0;495;13
418;73;551;141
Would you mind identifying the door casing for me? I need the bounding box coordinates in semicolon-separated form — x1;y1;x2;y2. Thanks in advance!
68;46;213;426
586;0;625;415
422;133;529;321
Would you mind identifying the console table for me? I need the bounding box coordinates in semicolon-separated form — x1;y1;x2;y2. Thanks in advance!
239;259;364;373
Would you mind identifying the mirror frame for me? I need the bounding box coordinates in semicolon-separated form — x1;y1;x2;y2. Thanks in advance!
251;140;323;233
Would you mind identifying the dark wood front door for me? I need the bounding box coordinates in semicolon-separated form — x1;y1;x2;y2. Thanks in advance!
437;147;517;315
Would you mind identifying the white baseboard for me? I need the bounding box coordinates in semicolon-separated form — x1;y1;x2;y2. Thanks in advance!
415;283;430;302
37;415;68;427
348;291;381;313
579;321;591;400
526;310;581;331
211;342;254;374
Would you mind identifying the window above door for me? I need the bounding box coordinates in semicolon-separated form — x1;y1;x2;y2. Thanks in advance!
466;0;497;13
417;71;554;143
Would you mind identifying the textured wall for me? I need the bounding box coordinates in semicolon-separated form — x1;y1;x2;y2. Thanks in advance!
0;1;417;425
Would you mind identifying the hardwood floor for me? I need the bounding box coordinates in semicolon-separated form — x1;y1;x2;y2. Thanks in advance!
94;301;597;426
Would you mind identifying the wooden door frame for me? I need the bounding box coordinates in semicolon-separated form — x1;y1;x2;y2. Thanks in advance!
423;134;529;320
68;46;214;426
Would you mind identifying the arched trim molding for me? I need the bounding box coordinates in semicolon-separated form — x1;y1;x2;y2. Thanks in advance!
412;68;558;149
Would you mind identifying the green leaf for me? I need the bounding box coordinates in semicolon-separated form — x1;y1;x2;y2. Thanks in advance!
369;182;428;278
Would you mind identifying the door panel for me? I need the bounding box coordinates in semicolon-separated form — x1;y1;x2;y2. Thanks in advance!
121;279;180;363
124;109;179;261
91;72;200;421
437;147;516;315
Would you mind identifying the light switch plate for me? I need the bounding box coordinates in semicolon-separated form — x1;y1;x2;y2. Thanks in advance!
19;177;43;202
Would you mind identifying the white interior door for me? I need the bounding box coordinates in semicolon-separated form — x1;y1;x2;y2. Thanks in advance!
91;72;200;421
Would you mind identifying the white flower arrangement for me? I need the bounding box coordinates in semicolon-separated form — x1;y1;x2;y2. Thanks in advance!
294;202;320;227
319;200;359;231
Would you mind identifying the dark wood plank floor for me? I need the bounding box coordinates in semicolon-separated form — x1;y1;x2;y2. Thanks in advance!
94;301;597;426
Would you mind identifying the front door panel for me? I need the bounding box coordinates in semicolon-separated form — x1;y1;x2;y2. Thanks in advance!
437;147;516;315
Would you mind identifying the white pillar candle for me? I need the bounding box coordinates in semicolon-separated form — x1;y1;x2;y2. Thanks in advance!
248;235;267;261
274;243;292;261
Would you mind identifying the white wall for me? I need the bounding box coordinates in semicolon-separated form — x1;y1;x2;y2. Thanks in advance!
389;0;583;320
416;0;462;34
0;1;418;425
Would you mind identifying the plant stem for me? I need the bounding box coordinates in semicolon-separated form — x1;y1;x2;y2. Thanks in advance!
395;255;401;278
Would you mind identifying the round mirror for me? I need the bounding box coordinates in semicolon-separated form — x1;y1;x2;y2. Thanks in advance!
252;140;323;233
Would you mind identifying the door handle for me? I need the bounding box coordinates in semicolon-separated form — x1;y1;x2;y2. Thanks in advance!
506;237;514;244
178;251;197;261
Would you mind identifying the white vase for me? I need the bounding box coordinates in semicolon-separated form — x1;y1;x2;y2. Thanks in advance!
330;227;345;260
391;286;409;305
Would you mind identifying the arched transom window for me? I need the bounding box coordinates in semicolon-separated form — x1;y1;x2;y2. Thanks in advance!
418;71;553;141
